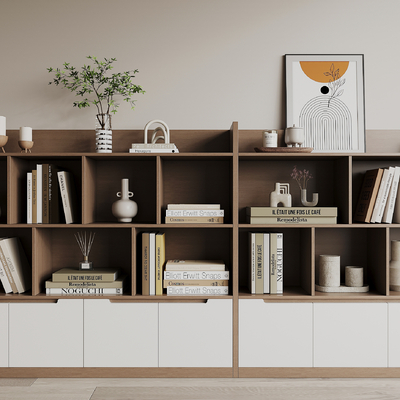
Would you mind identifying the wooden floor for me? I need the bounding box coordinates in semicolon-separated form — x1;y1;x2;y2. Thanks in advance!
0;378;400;399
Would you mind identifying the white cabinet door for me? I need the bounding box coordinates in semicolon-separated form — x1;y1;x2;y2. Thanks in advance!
389;303;400;367
239;300;313;367
159;299;232;367
0;303;8;367
314;303;387;367
9;300;83;367
84;299;158;367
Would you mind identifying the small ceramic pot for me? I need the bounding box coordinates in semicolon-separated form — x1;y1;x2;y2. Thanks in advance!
112;179;138;222
285;125;304;147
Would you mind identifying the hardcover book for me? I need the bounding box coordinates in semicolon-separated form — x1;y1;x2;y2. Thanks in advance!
46;287;123;295
164;270;230;280
166;286;229;296
142;232;150;295
57;170;77;224
371;167;395;223
52;268;119;282
163;279;229;287
156;232;165;295
165;260;225;271
249;216;337;224
167;204;220;210
246;207;337;217
165;216;224;223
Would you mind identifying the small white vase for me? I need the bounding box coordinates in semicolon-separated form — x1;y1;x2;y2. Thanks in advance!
301;188;318;207
390;240;400;291
112;179;138;222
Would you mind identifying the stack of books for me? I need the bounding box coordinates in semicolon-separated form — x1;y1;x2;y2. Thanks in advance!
27;165;77;224
165;204;224;224
246;207;337;224
248;232;283;295
164;260;229;296
45;268;123;295
142;232;166;295
0;237;31;294
354;167;400;223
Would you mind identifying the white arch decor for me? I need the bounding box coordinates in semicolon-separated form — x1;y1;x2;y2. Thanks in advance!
285;54;365;153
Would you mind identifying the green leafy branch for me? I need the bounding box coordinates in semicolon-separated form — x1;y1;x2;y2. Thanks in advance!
47;56;145;128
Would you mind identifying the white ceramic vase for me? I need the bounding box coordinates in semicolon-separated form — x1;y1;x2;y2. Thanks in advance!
112;179;138;222
390;240;400;291
301;188;319;207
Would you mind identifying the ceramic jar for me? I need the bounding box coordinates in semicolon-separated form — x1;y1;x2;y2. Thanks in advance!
319;255;340;287
390;240;400;291
112;179;138;222
285;125;304;147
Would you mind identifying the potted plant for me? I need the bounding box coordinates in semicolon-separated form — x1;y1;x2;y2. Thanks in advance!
48;56;145;152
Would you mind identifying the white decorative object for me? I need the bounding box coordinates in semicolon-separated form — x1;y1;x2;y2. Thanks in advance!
262;130;278;148
319;255;340;287
19;127;32;141
0;117;6;136
129;120;179;153
390;240;400;291
345;266;363;287
112;178;138;222
285;125;304;147
95;114;112;153
270;183;292;207
301;188;319;207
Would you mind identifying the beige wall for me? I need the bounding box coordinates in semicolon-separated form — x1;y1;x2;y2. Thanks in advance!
0;0;398;130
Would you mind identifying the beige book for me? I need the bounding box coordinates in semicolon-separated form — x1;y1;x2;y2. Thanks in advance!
167;204;220;210
52;268;118;282
165;260;225;271
165;216;223;224
255;233;264;295
155;232;165;296
46;275;125;288
163;279;229;287
142;232;150;295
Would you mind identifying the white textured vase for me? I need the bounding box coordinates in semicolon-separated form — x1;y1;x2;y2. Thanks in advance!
112;179;138;222
301;188;319;207
390;240;400;291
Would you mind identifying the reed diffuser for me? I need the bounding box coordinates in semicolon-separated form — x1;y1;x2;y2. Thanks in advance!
75;231;95;270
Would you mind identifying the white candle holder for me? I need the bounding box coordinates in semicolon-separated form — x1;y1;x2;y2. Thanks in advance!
0;136;8;153
18;140;34;153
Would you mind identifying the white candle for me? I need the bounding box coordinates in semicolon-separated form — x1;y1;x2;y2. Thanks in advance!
0;116;5;136
19;127;32;141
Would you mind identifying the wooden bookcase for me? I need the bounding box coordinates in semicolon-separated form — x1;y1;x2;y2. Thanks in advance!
1;123;400;377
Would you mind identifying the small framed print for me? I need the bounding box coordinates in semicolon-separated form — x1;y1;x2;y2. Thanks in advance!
285;54;365;153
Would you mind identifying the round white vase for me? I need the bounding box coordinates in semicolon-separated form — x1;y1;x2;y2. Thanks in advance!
390;240;400;291
112;179;138;222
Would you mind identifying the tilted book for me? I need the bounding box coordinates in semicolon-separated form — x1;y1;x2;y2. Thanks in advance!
382;166;400;224
164;270;230;280
52;268;119;282
166;286;229;296
371;167;395;223
0;237;31;293
165;260;225;271
57;170;77;224
0;240;13;293
163;279;229;287
354;168;384;223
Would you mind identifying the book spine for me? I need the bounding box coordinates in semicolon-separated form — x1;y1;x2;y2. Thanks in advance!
163;270;230;280
163;279;229;287
276;233;283;294
247;207;338;217
167;204;220;210
32;170;37;224
155;233;165;295
0;243;13;293
57;171;74;224
149;232;156;296
249;232;255;294
52;272;118;282
383;167;400;223
375;167;395;223
142;232;150;295
255;232;263;294
263;233;270;294
36;164;42;223
270;233;277;294
249;216;337;224
27;172;32;224
131;143;177;149
45;280;124;288
371;169;391;223
48;164;60;224
129;149;178;154
42;164;49;224
165;216;224;223
166;286;229;296
46;287;123;295
165;210;224;217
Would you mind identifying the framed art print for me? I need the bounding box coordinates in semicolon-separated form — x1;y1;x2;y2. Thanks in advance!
285;54;365;153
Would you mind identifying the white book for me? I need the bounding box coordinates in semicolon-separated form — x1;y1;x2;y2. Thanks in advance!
165;209;224;217
255;233;264;294
0;240;12;293
276;232;283;294
166;286;229;296
371;167;395;223
165;260;225;271
263;233;270;294
164;270;230;280
167;204;220;210
129;148;179;154
57;171;76;224
0;237;31;293
36;164;43;223
249;232;255;294
149;232;156;295
382;166;400;223
27;172;32;224
46;287;123;295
